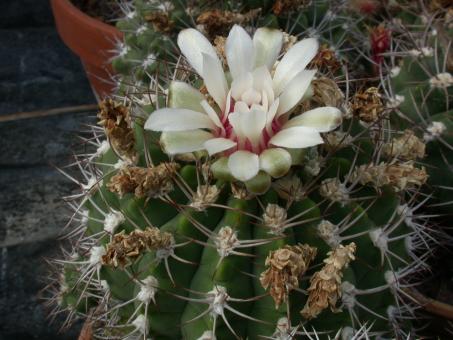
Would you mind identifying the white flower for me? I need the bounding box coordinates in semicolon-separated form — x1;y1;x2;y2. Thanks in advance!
145;25;342;182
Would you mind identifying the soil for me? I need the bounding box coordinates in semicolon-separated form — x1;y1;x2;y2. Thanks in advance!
70;0;122;24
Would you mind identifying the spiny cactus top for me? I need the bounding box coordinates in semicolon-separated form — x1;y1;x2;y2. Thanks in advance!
145;25;341;183
49;1;453;339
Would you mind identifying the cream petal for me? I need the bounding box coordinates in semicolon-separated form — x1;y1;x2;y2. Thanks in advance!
269;126;323;148
227;150;260;181
225;91;232;115
261;90;269;112
226;25;255;80
168;81;205;112
177;28;219;77
241;88;261;106
202;53;228;110
161;130;213;155
204;138;237;155
284;107;342;132
253;28;283;70
231;72;253;100
144;108;214;132
234;101;250;113
277;69;316;116
266;98;280;127
201;100;223;128
273;38;319;95
259;148;292;178
251;103;265;112
228;111;244;137
252;66;274;103
228;112;245;145
265;99;279;136
240;109;266;144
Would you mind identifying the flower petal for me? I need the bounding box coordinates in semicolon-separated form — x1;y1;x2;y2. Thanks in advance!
226;25;255;80
234;101;250;113
284;107;342;132
231;72;253;100
259;148;292;178
277;69;316;116
177;28;219;77
240;109;267;147
228;112;244;139
227;150;260;181
201;100;223;128
204;138;237;155
202;53;228;110
273;38;319;95
168;81;205;112
269;126;323;148
266;98;280;123
252;66;274;104
145;108;214;132
253;28;283;70
161;130;213;155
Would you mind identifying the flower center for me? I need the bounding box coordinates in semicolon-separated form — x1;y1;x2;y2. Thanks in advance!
213;70;284;155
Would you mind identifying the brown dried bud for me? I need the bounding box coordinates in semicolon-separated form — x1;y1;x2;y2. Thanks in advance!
382;130;425;160
301;243;356;319
351;87;384;123
196;9;260;40
309;45;341;73
260;244;317;309
98;99;136;161
107;162;180;198
352;161;428;191
311;77;345;108
102;227;174;268
144;11;173;33
272;0;310;15
281;33;298;54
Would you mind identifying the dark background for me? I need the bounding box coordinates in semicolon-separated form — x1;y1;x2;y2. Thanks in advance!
0;1;95;338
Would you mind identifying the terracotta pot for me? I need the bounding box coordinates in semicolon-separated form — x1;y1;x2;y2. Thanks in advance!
50;0;123;100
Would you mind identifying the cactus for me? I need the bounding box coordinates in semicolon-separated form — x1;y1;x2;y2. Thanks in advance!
47;0;453;339
381;3;453;209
